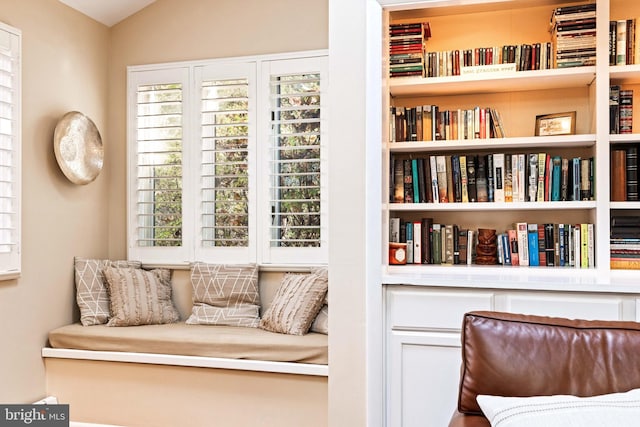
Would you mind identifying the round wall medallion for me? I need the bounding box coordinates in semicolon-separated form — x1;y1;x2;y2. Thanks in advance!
53;111;104;185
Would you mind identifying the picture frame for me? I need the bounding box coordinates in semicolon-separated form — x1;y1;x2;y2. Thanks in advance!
535;111;576;136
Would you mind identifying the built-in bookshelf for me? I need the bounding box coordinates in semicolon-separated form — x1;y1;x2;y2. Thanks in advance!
609;0;640;273
381;0;640;285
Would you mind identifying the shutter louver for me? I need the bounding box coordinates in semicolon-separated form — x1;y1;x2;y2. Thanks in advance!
269;72;322;248
135;83;183;248
201;78;250;248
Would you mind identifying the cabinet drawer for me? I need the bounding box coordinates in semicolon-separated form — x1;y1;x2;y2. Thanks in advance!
386;288;494;330
500;293;626;321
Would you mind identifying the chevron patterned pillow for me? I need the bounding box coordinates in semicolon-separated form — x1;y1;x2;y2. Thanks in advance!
186;263;260;328
74;257;142;326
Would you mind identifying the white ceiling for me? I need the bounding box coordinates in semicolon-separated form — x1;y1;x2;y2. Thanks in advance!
58;0;157;27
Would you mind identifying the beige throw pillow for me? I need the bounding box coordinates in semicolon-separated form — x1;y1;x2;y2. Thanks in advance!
74;257;142;326
309;267;328;334
260;270;328;335
103;267;179;327
310;296;328;334
186;263;260;328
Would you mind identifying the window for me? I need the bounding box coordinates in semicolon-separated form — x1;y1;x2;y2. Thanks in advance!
128;52;328;265
0;22;20;279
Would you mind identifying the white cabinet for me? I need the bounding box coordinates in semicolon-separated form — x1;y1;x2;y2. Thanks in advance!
384;285;639;426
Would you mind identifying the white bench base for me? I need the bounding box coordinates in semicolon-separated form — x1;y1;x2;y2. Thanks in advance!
43;349;328;427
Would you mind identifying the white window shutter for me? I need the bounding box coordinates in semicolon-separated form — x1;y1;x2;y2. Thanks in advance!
0;22;20;277
127;67;192;263
260;56;328;265
194;63;257;263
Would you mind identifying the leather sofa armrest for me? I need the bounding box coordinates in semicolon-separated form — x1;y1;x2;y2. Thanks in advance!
449;410;490;427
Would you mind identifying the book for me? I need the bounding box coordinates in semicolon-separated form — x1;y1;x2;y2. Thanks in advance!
580;158;591;200
406;221;413;263
458;228;468;264
393;157;405;202
436;155;448;202
528;153;538;202
537;223;547;266
572;157;581;201
610;85;620;134
452;155;462;202
430;156;439;204
404;159;413;203
544;223;555;266
413;221;422;264
460;155;469;202
528;224;539;266
412;158;420;203
580;223;589;268
504;154;513;202
619;89;633;134
551;156;562;201
421;217;433;264
432;224;442;264
446;155;455;203
588;223;595;267
476;155;488;202
467;229;476;265
561;157;569;201
467;155;478;202
536;152;546;202
508;229;519;266
486;154;494;202
443;224;455;264
390;218;400;243
453;224;460;264
558;223;566;266
627;145;638;201
493;153;505;202
617;20;627;66
516;222;529;266
511;154;519;202
611;149;627;201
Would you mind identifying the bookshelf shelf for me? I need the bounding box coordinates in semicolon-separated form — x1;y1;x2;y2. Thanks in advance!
389;134;597;153
609;134;640;143
609;65;640;84
389;67;596;97
610;202;640;210
389;201;596;212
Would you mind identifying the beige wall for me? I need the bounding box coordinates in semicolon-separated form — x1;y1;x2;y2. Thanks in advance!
0;0;109;403
0;0;333;413
106;0;329;258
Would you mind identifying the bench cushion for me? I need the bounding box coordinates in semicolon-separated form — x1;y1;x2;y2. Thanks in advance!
48;322;327;364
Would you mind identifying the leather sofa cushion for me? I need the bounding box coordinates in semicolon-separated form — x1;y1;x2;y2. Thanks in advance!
458;311;640;415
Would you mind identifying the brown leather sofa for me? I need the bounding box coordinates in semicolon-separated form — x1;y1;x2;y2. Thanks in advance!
449;310;640;427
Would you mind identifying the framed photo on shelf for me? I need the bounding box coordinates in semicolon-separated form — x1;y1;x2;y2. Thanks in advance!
535;111;576;136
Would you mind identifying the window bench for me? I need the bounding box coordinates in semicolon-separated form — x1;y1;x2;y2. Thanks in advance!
42;269;328;427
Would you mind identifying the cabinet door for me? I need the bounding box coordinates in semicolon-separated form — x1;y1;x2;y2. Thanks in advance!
387;331;461;427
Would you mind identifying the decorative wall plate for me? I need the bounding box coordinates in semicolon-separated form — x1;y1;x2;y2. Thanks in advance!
53;111;104;185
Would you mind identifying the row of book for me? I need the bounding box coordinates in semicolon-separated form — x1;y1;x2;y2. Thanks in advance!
389;22;430;78
609;19;640;66
389;219;595;268
390;153;595;204
389;105;506;142
609;86;633;134
550;2;596;68
610;216;640;270
423;43;553;78
611;145;638;202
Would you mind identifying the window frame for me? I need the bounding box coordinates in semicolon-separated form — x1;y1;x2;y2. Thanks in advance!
126;50;328;267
